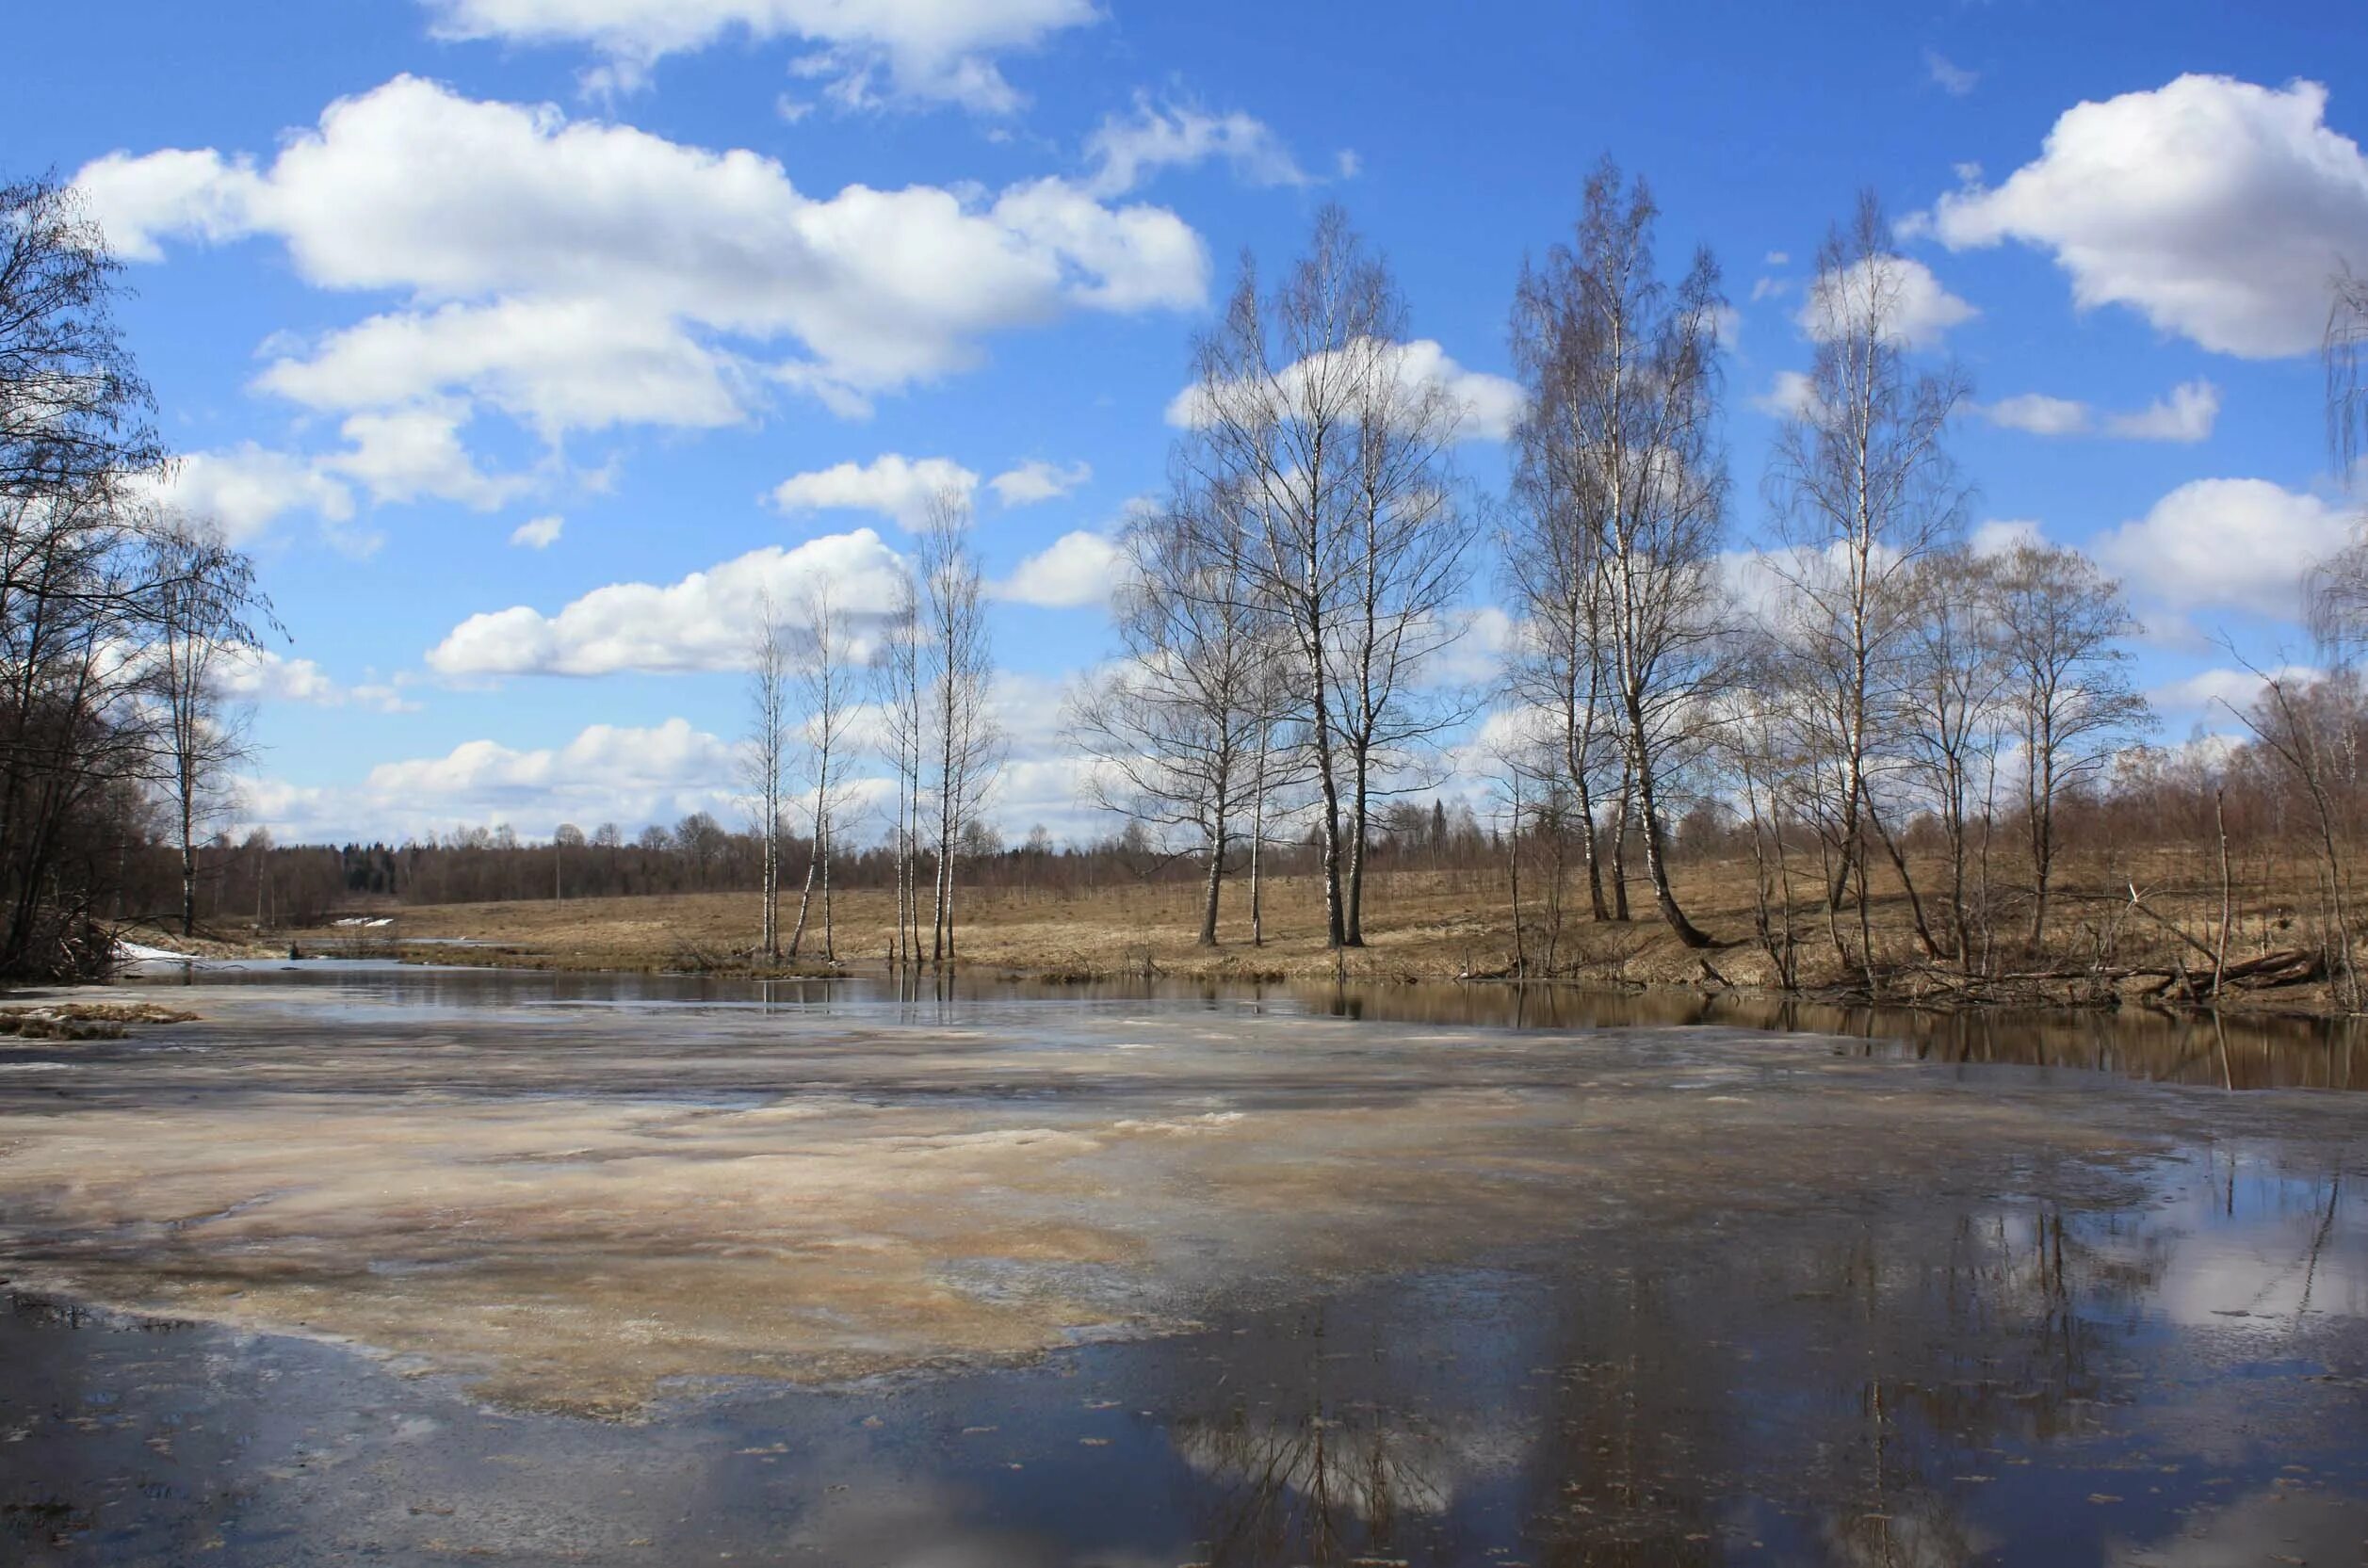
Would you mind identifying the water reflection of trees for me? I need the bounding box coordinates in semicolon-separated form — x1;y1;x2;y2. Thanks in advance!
1273;980;2368;1090
1158;1165;2212;1566
1175;1397;1446;1563
1524;1190;2190;1566
1157;1298;1512;1567
182;966;2368;1090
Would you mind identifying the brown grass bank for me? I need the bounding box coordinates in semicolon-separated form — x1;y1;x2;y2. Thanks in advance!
271;847;2360;1017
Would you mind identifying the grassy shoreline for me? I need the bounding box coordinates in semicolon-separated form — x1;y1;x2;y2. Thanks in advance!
171;854;2359;1020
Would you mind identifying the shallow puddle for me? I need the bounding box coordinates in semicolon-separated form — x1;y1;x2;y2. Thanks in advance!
1;964;2362;1563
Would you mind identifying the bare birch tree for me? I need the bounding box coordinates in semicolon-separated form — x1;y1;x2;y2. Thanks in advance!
1240;651;1301;947
918;489;999;964
2228;665;2364;1009
1988;541;2151;949
785;584;854;961
1514;161;1730;947
1721;653;1808;988
744;593;790;961
2327;263;2368;482
1176;206;1472;946
1897;547;2008;966
1176;213;1368;946
1333;333;1477;944
1766;193;1971;953
2308;265;2368;657
874;565;925;965
1510;256;1618;922
1069;485;1278;945
149;514;257;937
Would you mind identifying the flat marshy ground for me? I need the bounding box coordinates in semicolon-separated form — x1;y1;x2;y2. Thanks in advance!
0;966;2363;1564
282;846;2359;1012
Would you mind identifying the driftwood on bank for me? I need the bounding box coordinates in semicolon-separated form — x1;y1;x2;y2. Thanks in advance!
1792;946;2328;1010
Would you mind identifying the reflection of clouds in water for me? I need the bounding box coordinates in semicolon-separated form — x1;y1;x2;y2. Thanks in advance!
1967;1149;2363;1336
2117;1152;2363;1331
2107;1487;2365;1567
744;1456;1195;1567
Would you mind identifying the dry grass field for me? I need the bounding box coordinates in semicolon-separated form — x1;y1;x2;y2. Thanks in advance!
256;844;2360;1014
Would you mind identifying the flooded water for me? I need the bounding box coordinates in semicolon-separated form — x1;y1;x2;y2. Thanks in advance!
125;956;2368;1088
2;963;2362;1564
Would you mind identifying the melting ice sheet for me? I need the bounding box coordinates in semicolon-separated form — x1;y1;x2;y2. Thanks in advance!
0;965;2362;1564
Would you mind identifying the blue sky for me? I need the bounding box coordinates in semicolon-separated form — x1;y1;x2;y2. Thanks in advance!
7;0;2365;843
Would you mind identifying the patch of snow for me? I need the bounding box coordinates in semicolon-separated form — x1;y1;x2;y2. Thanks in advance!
117;940;200;962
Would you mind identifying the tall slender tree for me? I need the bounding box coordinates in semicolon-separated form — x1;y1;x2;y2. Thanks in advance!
744;593;790;961
874;565;925;965
1333;325;1476;945
150;514;256;938
1988;542;2151;949
1765;194;1971;952
918;490;1000;964
1069;484;1284;945
1510;262;1616;921
1515;161;1731;947
1896;547;2008;966
785;584;853;961
2308;265;2368;657
1176;206;1471;946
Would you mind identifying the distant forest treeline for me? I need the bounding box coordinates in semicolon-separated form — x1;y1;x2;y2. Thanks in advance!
194;799;1486;927
187;694;2368;962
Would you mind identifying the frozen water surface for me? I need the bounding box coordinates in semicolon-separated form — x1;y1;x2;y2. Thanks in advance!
0;964;2361;1563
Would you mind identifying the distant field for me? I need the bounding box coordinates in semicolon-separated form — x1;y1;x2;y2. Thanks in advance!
258;848;2354;1015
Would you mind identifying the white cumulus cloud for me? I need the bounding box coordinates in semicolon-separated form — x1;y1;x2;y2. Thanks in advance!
427;528;907;676
1979;393;2092;437
135;445;355;543
1926;74;2368;358
2149;663;2323;720
367;717;731;798
769;454;980;529
2091;477;2353;621
239;719;742;841
1797;253;1976;349
1750;369;1821;420
511;514;564;549
218;649;419;713
256;297;753;437
417;0;1098;111
1923;50;1978;98
987;459;1090;507
1969;518;2046;558
322;405;531;509
74;75;1208;435
995;530;1120;607
2104;379;2222;442
1974;380;2220;443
